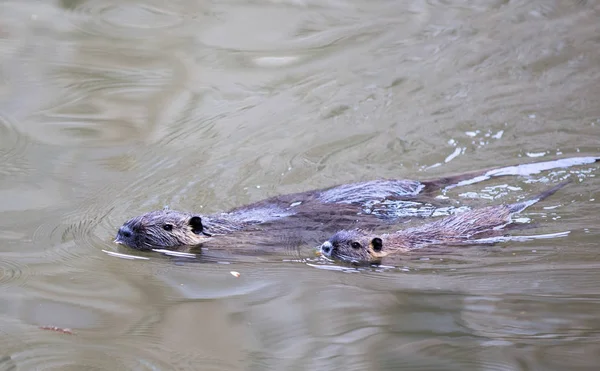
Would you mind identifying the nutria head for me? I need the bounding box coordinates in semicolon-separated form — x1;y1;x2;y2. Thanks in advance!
114;210;212;250
319;229;385;265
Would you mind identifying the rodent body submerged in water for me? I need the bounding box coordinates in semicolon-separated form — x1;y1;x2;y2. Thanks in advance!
114;157;597;253
320;181;570;265
115;178;454;252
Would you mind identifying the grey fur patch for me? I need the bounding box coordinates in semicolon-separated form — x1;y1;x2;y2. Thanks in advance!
318;180;424;204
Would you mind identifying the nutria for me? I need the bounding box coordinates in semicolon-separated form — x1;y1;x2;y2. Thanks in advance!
114;157;597;253
320;181;570;265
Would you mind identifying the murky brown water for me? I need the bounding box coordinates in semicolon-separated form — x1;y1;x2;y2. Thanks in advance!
1;0;599;369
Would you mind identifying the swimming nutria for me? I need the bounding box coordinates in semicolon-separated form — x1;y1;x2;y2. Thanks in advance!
320;181;570;265
114;157;597;253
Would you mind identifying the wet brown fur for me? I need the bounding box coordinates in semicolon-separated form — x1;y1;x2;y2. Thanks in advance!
114;157;596;253
320;181;569;265
115;179;441;252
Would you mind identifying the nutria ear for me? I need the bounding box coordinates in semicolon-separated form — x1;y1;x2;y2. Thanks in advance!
188;216;204;234
371;237;383;252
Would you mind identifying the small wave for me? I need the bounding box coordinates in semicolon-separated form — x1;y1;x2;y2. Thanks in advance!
0;258;29;288
64;1;185;39
8;342;179;370
0;114;31;177
32;203;119;267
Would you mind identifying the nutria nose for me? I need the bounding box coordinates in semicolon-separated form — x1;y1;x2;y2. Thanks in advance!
321;241;333;255
118;226;132;238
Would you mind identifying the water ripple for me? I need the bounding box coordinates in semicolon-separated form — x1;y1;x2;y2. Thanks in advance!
28;57;174;147
0;114;31;177
535;342;600;370
32;207;117;267
460;293;600;342
0;258;29;288
64;1;186;39
0;355;16;371
9;342;178;370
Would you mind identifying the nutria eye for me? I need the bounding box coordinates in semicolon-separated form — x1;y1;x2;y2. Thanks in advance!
351;242;361;249
371;237;383;252
163;224;173;231
188;216;204;234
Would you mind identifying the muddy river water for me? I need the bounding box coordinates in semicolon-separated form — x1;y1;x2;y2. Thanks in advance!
0;0;599;370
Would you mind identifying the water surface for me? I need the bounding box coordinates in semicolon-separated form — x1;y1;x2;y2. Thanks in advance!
0;0;599;369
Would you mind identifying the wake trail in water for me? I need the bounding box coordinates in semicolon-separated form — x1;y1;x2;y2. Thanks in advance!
445;156;599;190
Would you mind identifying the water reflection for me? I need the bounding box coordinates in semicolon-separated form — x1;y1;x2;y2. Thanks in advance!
0;0;599;369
